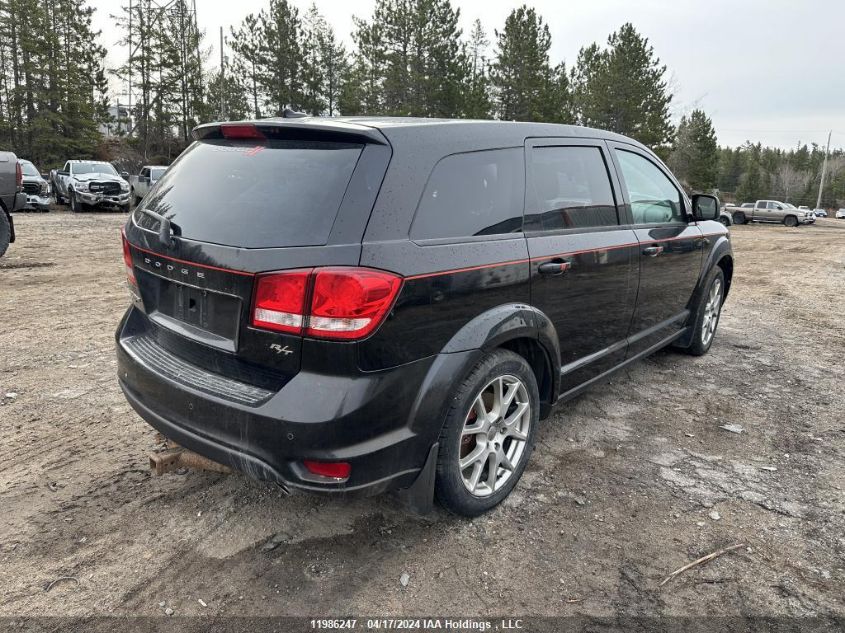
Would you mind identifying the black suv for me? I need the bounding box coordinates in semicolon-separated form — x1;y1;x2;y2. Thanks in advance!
116;118;732;516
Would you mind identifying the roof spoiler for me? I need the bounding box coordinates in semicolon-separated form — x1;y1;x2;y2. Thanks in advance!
192;118;388;146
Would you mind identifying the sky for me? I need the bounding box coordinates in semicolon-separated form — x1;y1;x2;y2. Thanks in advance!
91;0;845;150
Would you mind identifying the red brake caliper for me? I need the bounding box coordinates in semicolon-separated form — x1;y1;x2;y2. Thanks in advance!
460;409;477;458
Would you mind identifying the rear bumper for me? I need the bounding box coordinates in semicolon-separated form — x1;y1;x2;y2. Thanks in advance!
116;309;477;495
11;192;26;212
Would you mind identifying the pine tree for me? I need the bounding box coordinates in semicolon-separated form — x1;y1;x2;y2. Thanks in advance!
424;0;467;117
230;14;264;119
258;0;305;114
670;109;719;191
490;5;562;122
717;148;743;193
353;0;467;118
203;70;249;122
341;16;386;115
461;19;492;119
736;162;765;203
300;4;348;116
572;23;673;152
0;0;107;165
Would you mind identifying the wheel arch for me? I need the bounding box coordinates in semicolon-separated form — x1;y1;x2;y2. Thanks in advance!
677;240;733;348
498;337;556;419
439;303;561;420
716;253;733;301
0;198;14;244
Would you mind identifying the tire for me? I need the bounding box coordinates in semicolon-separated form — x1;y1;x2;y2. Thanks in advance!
784;215;798;227
70;190;81;213
682;267;725;357
121;204;130;213
434;349;539;517
53;182;66;205
718;216;730;227
0;212;10;258
131;189;140;206
732;211;746;225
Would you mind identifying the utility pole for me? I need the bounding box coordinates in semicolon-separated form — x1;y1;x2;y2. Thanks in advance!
219;26;226;120
128;0;132;122
816;130;832;210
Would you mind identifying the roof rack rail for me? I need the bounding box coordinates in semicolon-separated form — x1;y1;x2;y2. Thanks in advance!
283;108;308;119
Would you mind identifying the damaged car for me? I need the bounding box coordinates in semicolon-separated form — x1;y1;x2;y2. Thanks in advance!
18;159;51;212
52;160;130;212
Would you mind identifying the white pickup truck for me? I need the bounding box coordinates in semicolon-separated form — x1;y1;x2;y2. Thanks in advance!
51;160;131;212
129;165;167;205
725;200;815;227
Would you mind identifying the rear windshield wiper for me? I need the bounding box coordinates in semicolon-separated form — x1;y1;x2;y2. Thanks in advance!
137;208;178;248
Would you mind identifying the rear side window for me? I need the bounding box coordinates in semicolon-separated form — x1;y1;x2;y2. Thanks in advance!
411;148;524;241
135;139;363;248
615;150;685;224
526;146;618;231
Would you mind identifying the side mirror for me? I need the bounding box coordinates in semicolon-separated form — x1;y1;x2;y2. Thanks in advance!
120;171;130;180
691;194;720;221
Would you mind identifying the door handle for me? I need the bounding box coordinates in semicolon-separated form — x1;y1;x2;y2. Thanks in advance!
642;245;664;257
538;260;571;276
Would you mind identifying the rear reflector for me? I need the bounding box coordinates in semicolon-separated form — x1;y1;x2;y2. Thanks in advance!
303;460;351;480
220;123;265;140
251;267;402;341
121;232;136;285
251;270;311;334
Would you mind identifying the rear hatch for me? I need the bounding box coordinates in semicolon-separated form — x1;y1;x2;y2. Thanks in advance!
122;121;391;400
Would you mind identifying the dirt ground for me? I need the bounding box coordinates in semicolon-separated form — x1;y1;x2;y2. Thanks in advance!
1;211;843;625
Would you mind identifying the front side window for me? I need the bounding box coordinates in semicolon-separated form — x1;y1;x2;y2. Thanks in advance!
526;146;618;231
411;148;524;241
616;150;685;225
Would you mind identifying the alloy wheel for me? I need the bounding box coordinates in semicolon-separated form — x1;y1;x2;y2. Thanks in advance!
701;278;723;346
458;375;531;498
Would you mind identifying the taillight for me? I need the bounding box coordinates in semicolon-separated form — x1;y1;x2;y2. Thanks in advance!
251;270;311;334
250;267;402;341
306;268;402;340
303;460;351;480
121;231;136;285
15;162;22;191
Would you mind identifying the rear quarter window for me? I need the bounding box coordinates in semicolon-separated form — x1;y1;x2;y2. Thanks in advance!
135;139;363;248
410;148;525;241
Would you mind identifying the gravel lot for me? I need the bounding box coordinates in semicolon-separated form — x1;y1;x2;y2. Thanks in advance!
1;212;843;624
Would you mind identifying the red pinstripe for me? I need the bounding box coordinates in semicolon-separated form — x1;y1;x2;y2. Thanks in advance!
405;232;724;281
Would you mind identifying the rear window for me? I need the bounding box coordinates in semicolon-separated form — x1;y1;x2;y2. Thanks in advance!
410;148;524;241
135;139;363;248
